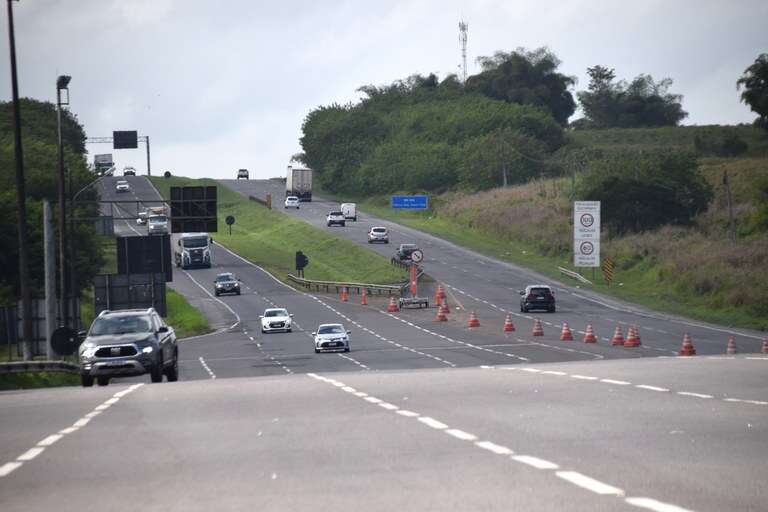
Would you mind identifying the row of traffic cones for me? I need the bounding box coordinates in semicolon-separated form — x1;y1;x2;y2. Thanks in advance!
360;284;768;357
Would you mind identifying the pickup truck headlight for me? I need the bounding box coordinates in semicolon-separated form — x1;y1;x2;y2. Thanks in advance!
141;346;154;354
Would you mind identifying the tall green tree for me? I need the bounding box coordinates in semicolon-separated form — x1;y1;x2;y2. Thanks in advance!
0;99;103;305
576;67;687;128
466;47;576;125
737;53;768;130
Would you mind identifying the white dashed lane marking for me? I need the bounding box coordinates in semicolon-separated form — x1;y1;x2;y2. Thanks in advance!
0;383;144;478
306;372;693;511
492;366;764;407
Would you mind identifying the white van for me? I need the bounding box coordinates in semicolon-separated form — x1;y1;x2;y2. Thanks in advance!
340;203;357;222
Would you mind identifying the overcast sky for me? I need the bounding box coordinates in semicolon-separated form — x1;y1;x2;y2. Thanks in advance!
1;0;766;179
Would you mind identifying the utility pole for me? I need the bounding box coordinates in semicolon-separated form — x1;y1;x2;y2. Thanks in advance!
458;21;468;85
57;75;71;328
146;135;151;176
7;0;33;360
43;200;57;358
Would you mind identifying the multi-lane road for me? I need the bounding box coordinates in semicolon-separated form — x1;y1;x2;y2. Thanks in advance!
1;175;766;512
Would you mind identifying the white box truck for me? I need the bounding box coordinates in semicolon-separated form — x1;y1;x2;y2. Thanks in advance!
286;165;313;202
172;232;213;269
341;203;357;221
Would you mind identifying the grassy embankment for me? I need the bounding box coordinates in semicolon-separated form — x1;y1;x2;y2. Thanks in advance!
318;125;768;330
149;176;405;285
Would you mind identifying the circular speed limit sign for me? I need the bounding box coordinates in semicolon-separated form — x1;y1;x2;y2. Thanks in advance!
580;213;594;228
579;241;594;256
410;249;424;263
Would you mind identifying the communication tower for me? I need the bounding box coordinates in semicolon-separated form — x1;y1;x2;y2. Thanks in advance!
459;21;468;84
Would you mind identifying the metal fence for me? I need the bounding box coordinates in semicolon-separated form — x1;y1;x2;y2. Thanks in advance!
0;298;80;359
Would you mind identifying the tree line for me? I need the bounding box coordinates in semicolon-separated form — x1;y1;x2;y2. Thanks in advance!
0;98;103;305
300;48;767;234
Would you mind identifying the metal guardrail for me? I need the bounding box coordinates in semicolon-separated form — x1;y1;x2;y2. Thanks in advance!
558;266;593;285
287;275;401;296
0;361;79;374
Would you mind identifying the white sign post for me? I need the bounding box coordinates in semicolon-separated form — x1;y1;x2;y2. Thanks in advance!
573;201;600;267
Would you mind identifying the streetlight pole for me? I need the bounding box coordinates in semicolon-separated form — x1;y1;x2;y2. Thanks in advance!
57;75;70;328
7;0;33;360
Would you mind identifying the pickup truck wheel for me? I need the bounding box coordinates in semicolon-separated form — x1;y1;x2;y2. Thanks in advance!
314;348;320;354
150;358;164;383
165;352;179;382
344;346;350;353
81;375;94;387
97;376;110;386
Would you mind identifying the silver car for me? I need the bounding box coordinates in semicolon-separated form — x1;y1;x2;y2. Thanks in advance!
312;323;350;353
368;226;389;244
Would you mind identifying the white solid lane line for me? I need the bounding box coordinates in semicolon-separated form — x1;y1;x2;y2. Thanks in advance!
556;471;625;496
16;447;45;462
512;455;560;470
625;497;695;512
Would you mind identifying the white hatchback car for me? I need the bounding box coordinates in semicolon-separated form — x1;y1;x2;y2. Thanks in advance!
115;180;130;193
260;308;293;333
284;196;300;209
312;323;350;353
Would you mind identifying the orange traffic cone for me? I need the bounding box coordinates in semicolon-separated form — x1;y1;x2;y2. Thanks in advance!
434;285;444;306
679;333;696;356
468;311;480;328
624;325;641;348
610;325;625;346
434;305;447;322
726;336;737;355
762;338;768;354
532;319;544;336
340;287;348;302
387;296;399;313
503;314;515;333
439;301;450;315
439;286;447;301
560;322;574;341
361;288;368;306
632;324;642;345
583;324;597;343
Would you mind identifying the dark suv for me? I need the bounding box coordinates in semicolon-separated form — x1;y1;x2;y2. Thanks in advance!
78;308;178;387
519;285;556;313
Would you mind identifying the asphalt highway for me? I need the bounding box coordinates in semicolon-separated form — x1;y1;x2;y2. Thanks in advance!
1;176;764;511
222;178;767;358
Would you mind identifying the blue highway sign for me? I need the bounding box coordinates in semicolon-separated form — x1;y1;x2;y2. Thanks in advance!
391;195;429;209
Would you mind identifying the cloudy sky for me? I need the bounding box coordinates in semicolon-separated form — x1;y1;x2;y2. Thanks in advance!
1;0;766;179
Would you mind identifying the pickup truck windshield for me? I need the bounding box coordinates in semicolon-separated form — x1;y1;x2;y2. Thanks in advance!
90;315;153;335
149;216;167;223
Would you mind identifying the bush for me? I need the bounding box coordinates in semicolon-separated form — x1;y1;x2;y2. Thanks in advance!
694;133;748;156
577;150;713;234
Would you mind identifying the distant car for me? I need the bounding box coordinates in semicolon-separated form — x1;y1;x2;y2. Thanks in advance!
312;323;350;353
123;166;136;176
237;169;249;180
394;243;419;261
341;203;357;221
77;307;178;387
326;211;345;227
137;210;148;225
368;226;389;244
115;180;130;193
260;308;293;333
519;285;556;313
214;272;241;296
284;196;300;209
147;214;169;235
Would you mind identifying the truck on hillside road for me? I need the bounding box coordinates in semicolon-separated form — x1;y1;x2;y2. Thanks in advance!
286;165;312;202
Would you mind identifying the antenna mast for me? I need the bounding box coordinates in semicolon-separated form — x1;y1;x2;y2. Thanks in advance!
458;21;468;84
